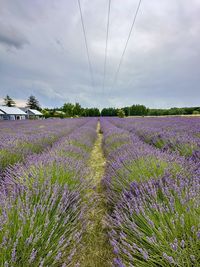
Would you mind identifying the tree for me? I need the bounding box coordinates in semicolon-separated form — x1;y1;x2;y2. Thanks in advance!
42;109;50;118
87;108;100;117
26;95;41;110
73;102;83;116
62;103;74;117
117;109;125;118
122;107;130;116
101;107;117;116
130;104;147;116
4;95;16;107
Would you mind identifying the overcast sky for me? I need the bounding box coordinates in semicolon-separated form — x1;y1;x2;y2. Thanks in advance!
0;0;200;109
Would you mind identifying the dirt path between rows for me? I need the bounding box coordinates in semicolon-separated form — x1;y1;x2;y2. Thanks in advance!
78;121;112;267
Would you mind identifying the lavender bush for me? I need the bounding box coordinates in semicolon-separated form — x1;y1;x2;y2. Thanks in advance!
101;119;196;206
0;119;98;266
0;118;88;170
0;180;84;266
108;117;200;160
109;173;200;266
101;118;200;266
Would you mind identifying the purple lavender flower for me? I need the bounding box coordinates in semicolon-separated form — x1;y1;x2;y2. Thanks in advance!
197;231;200;240
163;253;175;264
29;248;37;263
180;240;185;248
170;238;178;251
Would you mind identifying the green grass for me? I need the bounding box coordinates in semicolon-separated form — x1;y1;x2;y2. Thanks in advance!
77;122;113;267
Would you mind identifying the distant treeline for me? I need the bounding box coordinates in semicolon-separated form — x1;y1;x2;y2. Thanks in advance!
102;105;148;116
43;103;200;118
43;103;100;118
2;95;200;117
147;107;200;116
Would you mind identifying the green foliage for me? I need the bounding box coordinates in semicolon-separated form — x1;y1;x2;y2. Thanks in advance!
27;95;41;110
101;107;118;116
82;108;100;117
4;95;16;107
62;102;100;117
147;107;200;116
129;104;148;116
62;103;74;117
73;102;83;116
41;109;51;118
3;92;197;117
101;105;148;117
117;109;125;118
23;97;200;118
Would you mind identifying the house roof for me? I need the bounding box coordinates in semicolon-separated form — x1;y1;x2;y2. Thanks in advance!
28;109;43;115
0;106;27;115
0;110;4;115
19;107;27;112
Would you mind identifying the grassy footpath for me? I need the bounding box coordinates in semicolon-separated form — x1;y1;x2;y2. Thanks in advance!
78;121;112;267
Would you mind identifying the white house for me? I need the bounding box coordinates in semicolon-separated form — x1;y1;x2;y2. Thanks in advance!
26;109;43;119
0;110;4;120
0;106;27;120
27;109;43;119
19;108;43;119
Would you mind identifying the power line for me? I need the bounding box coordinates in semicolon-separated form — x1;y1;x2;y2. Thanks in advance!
102;0;111;92
77;0;95;89
112;0;142;87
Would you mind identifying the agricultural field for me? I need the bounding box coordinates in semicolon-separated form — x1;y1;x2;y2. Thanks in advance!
0;117;199;267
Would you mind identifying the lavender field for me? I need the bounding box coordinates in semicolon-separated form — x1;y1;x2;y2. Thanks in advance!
0;117;199;267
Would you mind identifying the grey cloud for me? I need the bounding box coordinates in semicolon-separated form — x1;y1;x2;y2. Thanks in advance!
0;23;29;49
0;0;200;109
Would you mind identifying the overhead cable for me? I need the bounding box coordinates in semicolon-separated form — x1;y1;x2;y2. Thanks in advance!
102;0;111;92
78;0;95;89
112;0;142;86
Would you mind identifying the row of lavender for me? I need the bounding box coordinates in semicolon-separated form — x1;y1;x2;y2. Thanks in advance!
0;118;86;170
108;117;200;161
101;118;200;266
0;118;97;266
